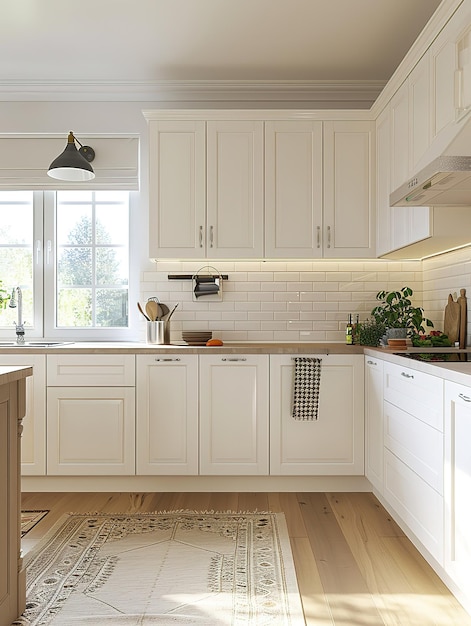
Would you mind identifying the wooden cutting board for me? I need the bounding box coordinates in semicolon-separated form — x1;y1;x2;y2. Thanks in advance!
444;293;460;344
458;288;467;349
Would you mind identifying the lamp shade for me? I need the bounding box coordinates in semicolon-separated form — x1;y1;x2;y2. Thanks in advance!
48;132;95;181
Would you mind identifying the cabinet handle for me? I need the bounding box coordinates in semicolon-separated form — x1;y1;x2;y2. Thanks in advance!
221;357;247;362
154;358;181;362
458;392;471;403
316;225;321;248
401;372;414;379
199;226;203;248
210;225;214;248
327;225;331;248
366;360;377;366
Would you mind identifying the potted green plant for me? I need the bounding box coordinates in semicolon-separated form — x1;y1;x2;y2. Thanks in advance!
371;286;433;341
357;318;387;347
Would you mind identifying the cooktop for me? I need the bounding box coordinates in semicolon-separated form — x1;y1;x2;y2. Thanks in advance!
393;352;470;362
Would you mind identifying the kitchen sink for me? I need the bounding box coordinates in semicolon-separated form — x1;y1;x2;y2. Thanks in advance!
0;341;73;347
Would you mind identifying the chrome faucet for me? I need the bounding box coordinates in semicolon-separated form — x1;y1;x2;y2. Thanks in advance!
9;287;25;344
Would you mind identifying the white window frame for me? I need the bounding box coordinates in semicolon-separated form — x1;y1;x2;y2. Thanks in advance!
43;190;140;341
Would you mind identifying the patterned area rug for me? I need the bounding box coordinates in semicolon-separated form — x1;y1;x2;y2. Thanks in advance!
20;511;49;537
14;511;305;625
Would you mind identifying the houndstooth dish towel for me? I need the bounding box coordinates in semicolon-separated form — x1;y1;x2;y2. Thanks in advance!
292;357;322;420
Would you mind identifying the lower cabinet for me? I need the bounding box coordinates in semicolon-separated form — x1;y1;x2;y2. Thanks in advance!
364;355;383;491
269;354;364;475
136;355;198;475
444;380;471;601
199;354;269;475
382;361;444;563
47;386;135;475
46;354;135;475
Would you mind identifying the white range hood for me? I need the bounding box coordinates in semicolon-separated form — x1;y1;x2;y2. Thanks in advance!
390;117;471;207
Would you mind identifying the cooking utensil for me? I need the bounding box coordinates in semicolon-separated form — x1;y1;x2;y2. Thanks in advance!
145;300;159;321
163;303;178;322
444;293;460;344
147;297;168;320
459;288;467;349
137;302;150;321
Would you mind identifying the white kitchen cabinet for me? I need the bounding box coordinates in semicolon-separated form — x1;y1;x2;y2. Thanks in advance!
146;116;264;259
444;380;471;602
46;354;135;475
375;108;393;257
265;120;323;258
382;361;444;562
0;355;46;476
199;354;269;475
47;386;135;475
269;354;364;475
364;355;384;492
323;121;375;258
206;120;264;258
136;354;198;475
147;120;206;259
409;54;431;173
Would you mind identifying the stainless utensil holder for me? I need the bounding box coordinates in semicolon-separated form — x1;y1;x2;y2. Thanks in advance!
146;320;170;344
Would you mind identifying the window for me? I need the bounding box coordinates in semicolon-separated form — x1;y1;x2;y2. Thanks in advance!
0;190;133;340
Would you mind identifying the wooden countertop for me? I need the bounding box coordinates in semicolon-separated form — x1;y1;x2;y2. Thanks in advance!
0;365;33;384
0;341;365;355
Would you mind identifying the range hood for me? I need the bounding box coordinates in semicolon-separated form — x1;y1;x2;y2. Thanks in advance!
390;155;471;207
390;114;471;207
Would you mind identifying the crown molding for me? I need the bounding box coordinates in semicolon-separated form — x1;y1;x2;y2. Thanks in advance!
0;79;385;108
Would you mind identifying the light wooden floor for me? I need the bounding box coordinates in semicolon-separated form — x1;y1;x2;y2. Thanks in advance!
21;491;471;626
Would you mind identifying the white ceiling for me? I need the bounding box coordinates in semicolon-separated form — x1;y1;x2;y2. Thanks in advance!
1;0;442;87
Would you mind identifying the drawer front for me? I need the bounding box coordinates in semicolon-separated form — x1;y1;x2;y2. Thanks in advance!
384;400;443;493
47;354;135;386
384;361;443;430
384;448;444;564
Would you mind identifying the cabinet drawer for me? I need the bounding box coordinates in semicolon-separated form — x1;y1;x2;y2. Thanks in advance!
384;361;443;430
384;400;443;493
47;354;135;386
384;448;444;563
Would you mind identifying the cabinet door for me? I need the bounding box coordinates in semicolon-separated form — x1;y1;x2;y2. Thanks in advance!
47;386;135;475
0;355;46;476
136;355;198;475
265;120;323;258
148;120;206;259
323;121;375;258
430;27;457;140
376;108;393;257
365;356;384;492
270;354;364;475
199;354;269;475
444;381;471;598
409;54;431;173
206;121;264;258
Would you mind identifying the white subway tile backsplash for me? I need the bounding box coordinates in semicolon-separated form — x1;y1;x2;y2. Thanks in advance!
140;257;445;342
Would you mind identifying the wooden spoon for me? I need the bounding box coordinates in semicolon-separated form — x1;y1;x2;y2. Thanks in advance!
145;300;159;321
137;302;150;321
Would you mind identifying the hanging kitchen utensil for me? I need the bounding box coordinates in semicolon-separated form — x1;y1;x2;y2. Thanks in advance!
192;266;223;302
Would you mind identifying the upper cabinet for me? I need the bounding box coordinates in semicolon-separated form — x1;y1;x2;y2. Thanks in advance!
323;120;375;258
265;120;323;258
145;111;376;260
146;117;263;259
